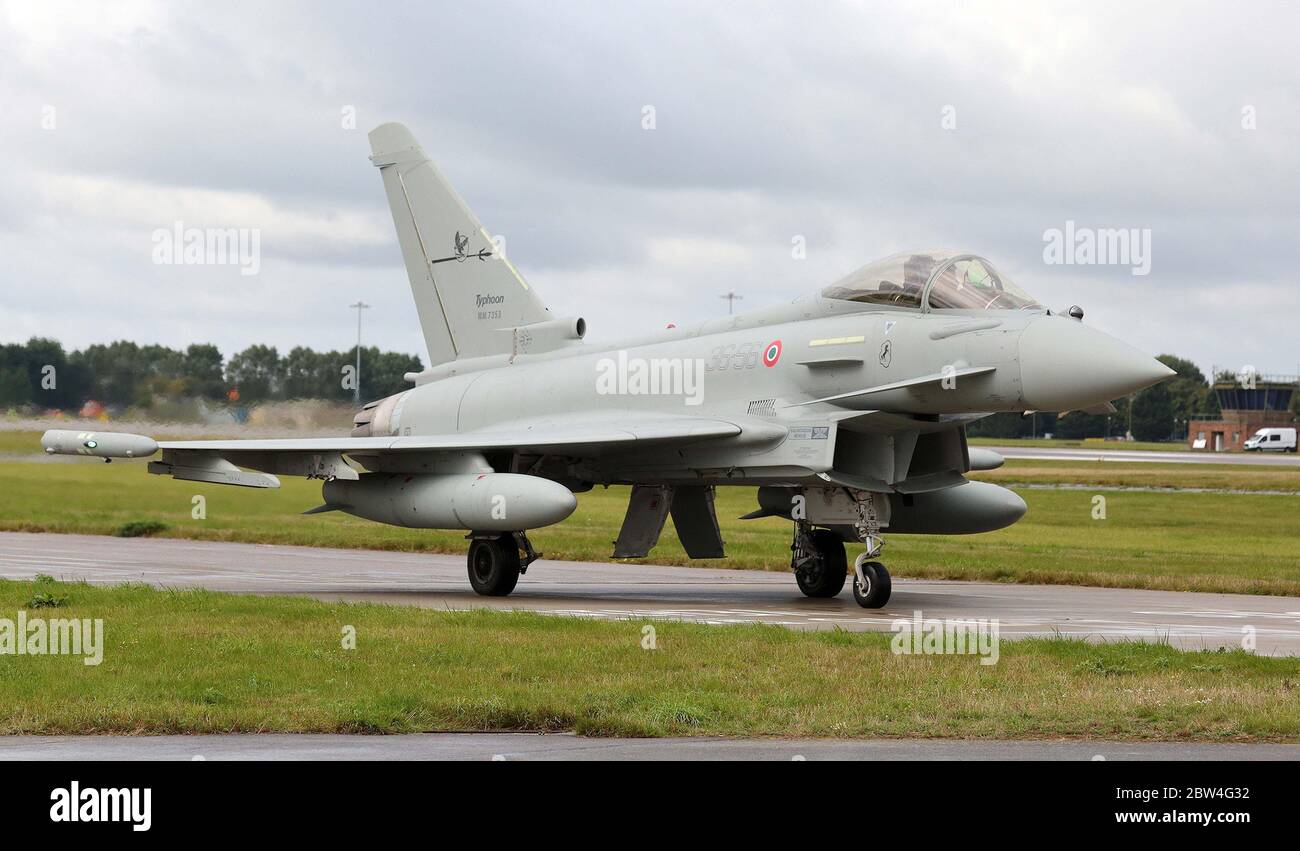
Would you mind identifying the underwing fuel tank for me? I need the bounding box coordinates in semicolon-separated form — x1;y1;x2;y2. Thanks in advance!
754;480;1025;535
884;481;1026;534
321;473;578;531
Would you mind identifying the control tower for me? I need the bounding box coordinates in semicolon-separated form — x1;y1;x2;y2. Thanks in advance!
1188;373;1297;451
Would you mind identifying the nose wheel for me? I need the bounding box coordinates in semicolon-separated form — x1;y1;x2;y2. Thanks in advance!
852;554;891;608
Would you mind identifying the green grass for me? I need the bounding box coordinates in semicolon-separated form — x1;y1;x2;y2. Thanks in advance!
970;437;1189;452
0;578;1296;739
979;458;1300;492
3;458;1300;595
0;431;42;454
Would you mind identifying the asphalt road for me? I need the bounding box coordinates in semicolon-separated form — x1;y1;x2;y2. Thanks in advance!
989;445;1300;466
2;531;1298;655
2;733;1297;761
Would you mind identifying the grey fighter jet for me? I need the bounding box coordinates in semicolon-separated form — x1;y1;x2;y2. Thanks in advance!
42;122;1174;607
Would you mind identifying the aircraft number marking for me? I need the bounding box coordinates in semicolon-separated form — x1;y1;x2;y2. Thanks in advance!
704;341;762;372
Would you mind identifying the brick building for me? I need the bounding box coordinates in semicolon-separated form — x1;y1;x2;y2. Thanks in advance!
1188;377;1296;452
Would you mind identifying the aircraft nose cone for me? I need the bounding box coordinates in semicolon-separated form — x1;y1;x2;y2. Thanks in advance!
1019;317;1174;411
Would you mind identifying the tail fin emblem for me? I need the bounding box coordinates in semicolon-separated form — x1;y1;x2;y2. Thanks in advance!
430;230;493;266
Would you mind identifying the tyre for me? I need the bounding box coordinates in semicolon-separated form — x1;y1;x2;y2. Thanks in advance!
852;559;892;608
794;529;848;598
467;535;521;596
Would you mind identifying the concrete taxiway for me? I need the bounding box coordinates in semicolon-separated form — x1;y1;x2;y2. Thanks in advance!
1;531;1298;655
2;733;1298;761
990;445;1300;467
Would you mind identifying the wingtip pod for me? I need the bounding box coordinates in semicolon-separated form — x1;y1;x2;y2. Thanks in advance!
41;429;158;459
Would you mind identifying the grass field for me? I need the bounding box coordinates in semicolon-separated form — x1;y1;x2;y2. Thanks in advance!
979;458;1300;493
969;436;1189;452
1;577;1296;739
2;454;1299;595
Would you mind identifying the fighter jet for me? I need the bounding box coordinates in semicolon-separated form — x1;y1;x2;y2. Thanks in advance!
42;122;1175;607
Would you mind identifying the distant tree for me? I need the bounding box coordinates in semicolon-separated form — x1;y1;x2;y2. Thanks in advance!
283;346;341;400
1130;382;1175;441
182;344;226;399
226;345;282;402
968;412;1033;439
1125;354;1213;441
0;366;28;407
1053;411;1108;439
23;337;91;410
0;344;30;407
6;337;425;409
1157;354;1203;382
73;341;147;407
363;347;423;402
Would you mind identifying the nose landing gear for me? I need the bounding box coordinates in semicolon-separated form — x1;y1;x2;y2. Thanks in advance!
849;490;891;608
852;553;891;608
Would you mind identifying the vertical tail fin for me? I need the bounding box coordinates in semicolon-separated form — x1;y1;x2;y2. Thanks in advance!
369;122;552;366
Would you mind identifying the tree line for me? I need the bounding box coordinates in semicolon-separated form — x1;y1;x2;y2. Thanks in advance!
0;338;422;410
1;340;1286;442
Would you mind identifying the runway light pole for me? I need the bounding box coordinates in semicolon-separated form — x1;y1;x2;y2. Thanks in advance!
719;290;743;314
349;301;371;404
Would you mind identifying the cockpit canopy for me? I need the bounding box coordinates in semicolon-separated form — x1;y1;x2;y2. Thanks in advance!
820;251;1042;312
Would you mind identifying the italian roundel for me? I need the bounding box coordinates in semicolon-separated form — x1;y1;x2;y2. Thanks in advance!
762;340;782;367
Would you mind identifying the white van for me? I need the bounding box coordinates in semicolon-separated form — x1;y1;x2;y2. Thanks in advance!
1243;427;1297;453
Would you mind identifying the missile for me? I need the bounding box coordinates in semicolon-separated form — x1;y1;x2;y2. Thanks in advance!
321;472;578;531
41;429;158;459
967;448;1005;471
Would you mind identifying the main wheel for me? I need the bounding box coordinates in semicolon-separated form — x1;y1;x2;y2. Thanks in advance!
852;558;891;608
794;529;848;598
467;535;521;596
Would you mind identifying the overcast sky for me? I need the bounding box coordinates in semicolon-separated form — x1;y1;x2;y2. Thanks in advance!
2;0;1298;380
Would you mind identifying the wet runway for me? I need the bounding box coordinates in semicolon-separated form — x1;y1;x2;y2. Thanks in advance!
3;733;1297;761
1;532;1298;655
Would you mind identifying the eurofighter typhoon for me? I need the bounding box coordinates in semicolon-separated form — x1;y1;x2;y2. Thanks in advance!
42;123;1174;607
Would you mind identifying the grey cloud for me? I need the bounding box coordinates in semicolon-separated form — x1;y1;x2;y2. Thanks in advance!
1;0;1298;378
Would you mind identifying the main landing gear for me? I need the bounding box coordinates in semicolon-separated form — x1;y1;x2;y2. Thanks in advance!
791;526;847;598
466;531;538;597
